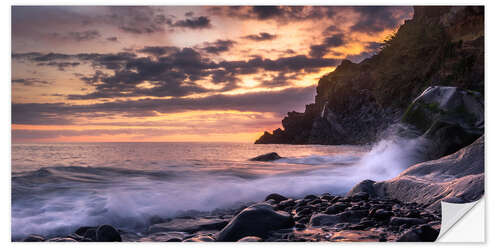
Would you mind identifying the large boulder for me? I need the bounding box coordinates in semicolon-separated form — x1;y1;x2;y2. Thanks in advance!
347;135;484;210
96;225;122;242
216;203;294;241
401;86;483;160
249;152;282;161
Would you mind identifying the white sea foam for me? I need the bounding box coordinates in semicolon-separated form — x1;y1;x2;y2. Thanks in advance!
11;133;429;240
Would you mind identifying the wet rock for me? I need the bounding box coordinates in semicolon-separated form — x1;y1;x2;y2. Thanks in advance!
278;198;296;209
372;209;394;221
325;203;348;214
401;86;483;160
396;225;439;242
390;217;426;226
250;152;282;161
96;225;122;242
74;226;96;236
304;194;318;200
83;228;97;241
350;191;370;201
23;234;45;242
216;203;294;242
265;193;288;202
237;236;263;242
149;217;229;234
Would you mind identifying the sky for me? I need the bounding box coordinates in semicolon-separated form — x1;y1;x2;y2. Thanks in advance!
11;6;413;143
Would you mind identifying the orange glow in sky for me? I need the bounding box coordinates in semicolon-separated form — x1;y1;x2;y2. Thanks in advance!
11;6;413;143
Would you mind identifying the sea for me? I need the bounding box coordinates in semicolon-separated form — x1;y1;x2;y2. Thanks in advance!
11;136;426;240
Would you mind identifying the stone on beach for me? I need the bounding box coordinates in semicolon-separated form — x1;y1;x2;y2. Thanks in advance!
96;225;122;242
216;203;294;241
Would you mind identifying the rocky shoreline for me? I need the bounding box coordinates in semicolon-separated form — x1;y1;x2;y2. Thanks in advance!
19;191;441;242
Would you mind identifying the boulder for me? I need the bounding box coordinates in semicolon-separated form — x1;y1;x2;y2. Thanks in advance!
23;234;45;242
346;180;377;197
325;203;348;214
401;86;483;160
348;135;484;210
396;225;439;242
250;152;282;161
265;193;288;202
216;203;294;242
96;225;121;242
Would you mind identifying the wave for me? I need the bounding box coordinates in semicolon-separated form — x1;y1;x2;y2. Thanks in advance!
11;128;429;240
276;154;360;165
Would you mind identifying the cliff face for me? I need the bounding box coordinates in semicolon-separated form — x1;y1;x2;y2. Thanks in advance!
255;6;484;145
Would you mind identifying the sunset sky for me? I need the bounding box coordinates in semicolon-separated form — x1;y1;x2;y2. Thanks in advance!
11;6;413;143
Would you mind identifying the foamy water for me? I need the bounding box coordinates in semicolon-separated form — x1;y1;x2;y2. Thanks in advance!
11;135;428;240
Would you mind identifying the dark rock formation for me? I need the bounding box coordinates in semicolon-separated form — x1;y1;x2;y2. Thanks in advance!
347;135;484;210
249;152;282;161
96;225;122;242
396;225;439;242
401;86;483;160
23;234;45;242
256;6;483;146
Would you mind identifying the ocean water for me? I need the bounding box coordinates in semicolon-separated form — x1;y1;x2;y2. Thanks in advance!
11;137;427;240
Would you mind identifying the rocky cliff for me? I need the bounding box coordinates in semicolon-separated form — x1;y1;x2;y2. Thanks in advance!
255;6;484;145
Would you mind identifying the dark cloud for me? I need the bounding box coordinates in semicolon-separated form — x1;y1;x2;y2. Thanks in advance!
309;34;346;58
104;6;170;34
106;36;119;42
137;46;180;57
201;39;236;54
36;61;80;71
14;47;338;100
252;6;283;20
169;16;211;29
12;86;316;125
12;78;50;86
51;30;101;42
208;6;342;22
351;6;413;34
242;32;277;41
219;55;339;74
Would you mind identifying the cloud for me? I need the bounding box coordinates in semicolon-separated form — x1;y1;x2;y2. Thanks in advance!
200;39;236;54
137;46;180;57
13;47;338;100
242;32;277;41
12;78;50;86
12;86;316;125
309;34;346;58
106;36;119;42
169;16;211;29
36;61;81;71
351;6;413;34
50;30;101;42
207;6;341;22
